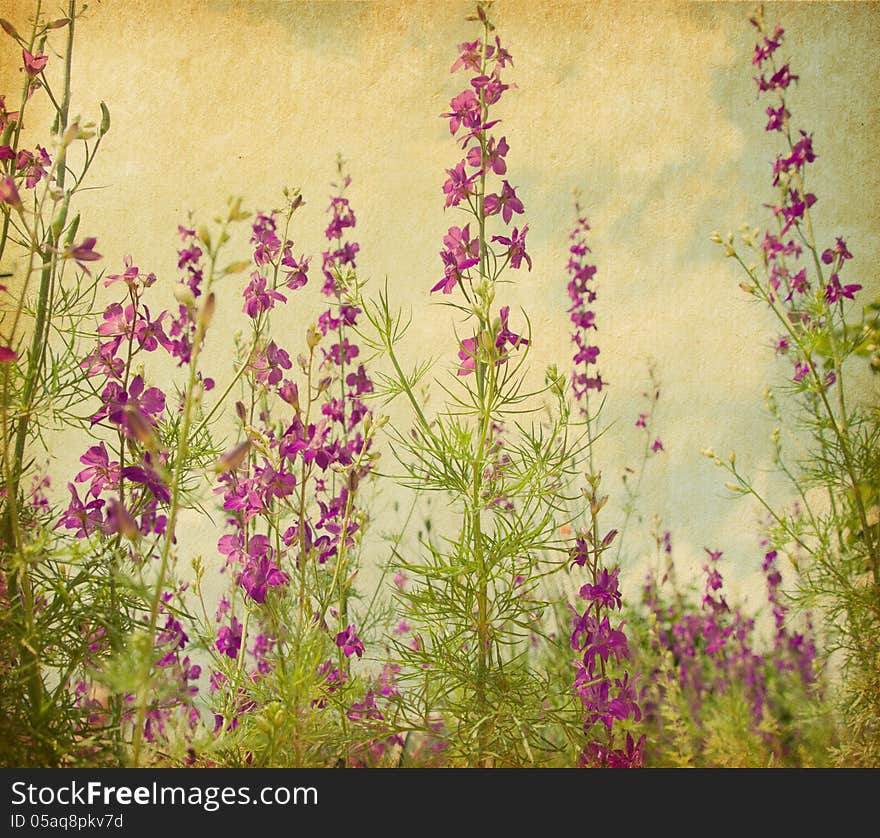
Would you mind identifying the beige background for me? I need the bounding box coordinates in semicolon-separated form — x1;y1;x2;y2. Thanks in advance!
3;1;879;615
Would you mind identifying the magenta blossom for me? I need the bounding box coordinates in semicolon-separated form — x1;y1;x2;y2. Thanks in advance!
63;237;102;276
22;48;48;77
467;135;509;175
456;336;478;377
441;89;481;135
75;443;120;498
442;160;477;208
0;176;22;208
240;554;289;604
335;625;365;658
579;567;623;610
216;618;243;659
491;225;530;270
243;272;287;318
824;273;861;304
484;180;524;225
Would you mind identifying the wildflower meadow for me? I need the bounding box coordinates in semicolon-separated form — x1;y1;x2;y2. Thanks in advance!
1;0;878;775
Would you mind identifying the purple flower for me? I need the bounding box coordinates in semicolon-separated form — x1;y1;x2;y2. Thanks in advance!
494;305;529;363
22;48;48;77
243;272;287;318
17;146;51;189
484;180;524;225
450;39;485;74
579;567;623;610
282;250;310;289
216;618;243;658
346;690;384;723
251;212;281;265
569;535;590;568
0;176;22;209
442;160;477;208
240;553;289;604
765;104;789;132
345;364;373;396
567;215;603;404
471;71;510;106
105;254;157;290
491;224;530;270
467;135;509;175
121;458;170;504
441;89;481;135
56;483;105;538
74;443;120;497
456;336;478;377
335;624;365;658
63;237;102;276
824;273;861;303
821;237;853;265
582;616;630;671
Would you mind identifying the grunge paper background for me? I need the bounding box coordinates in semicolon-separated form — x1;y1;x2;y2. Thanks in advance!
3;0;879;608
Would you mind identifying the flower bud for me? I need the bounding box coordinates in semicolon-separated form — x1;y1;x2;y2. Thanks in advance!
62;212;80;247
61;120;95;147
124;405;156;448
174;283;195;308
278;381;299;410
108;497;139;541
99;101;111;137
50;193;71;241
0;176;22;210
197;292;216;329
0;18;21;39
214;440;251;474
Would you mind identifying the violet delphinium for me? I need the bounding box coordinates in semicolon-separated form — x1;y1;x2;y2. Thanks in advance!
570;533;645;768
353;3;588;766
436;6;529;524
59;256;174;544
566;214;603;405
210;181;377;742
314;168;386;743
58;237;224;752
733;9;862;387
643;546;820;761
713;6;877;764
563;212;645;767
210;201;310;725
436;3;529;373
